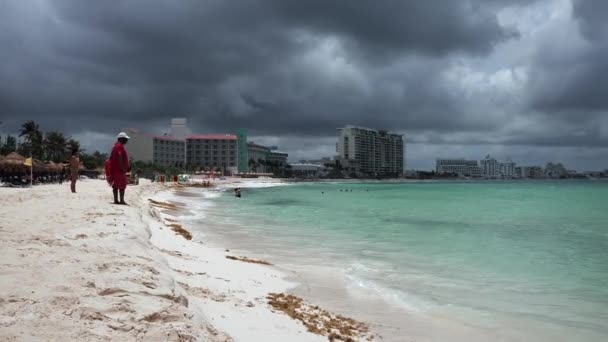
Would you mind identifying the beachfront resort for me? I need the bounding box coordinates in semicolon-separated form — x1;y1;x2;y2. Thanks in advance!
125;118;290;177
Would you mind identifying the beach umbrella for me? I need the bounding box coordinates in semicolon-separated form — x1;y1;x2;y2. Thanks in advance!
33;159;48;172
47;161;62;172
0;152;26;171
58;163;69;171
2;152;25;169
3;152;25;163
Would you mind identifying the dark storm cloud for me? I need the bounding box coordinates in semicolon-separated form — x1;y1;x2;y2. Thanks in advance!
572;0;608;41
0;0;517;137
529;0;608;113
0;0;606;169
266;0;517;57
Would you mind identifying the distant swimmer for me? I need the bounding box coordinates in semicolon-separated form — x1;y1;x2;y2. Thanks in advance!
234;187;242;198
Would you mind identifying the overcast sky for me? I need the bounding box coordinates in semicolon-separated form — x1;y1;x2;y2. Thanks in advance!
1;0;607;170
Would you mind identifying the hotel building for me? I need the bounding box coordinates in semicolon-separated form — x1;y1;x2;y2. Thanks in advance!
436;159;481;176
499;160;516;178
336;125;404;176
126;119;287;175
267;147;289;167
186;134;238;172
480;155;500;178
247;142;271;173
169;118;190;139
125;129;186;167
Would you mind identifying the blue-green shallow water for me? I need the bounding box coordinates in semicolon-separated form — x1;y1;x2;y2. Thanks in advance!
186;181;608;340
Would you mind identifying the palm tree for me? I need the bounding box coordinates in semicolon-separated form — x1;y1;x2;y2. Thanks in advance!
67;139;82;154
19;120;44;159
19;120;39;139
91;151;107;168
267;160;277;175
2;135;17;155
44;131;68;162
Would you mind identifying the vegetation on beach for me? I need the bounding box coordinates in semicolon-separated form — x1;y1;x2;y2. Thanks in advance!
267;293;374;341
167;223;193;240
225;255;272;266
2;121;179;176
147;198;180;211
1;120;107;170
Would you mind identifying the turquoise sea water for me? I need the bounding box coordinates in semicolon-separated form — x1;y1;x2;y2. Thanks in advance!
181;181;608;341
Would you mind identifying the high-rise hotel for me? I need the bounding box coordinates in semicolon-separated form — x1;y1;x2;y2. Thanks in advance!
336;125;405;176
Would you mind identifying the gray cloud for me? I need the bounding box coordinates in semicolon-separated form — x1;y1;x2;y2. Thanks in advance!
572;0;608;41
0;0;607;170
529;0;608;114
266;0;518;57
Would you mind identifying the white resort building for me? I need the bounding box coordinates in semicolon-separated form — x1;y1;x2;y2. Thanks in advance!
499;160;516;178
436;159;481;176
125;119;288;175
336;125;405;177
125;129;186;167
247;142;271;173
480;155;500;178
169;118;190;139
186;134;238;173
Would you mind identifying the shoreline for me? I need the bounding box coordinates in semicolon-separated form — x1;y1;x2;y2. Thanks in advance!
0;179;376;341
170;179;608;342
163;179;493;342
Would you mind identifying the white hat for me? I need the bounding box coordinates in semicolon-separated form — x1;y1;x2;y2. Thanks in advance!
117;132;130;139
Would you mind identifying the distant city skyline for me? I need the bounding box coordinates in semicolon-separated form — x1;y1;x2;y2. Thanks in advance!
1;1;607;171
1;125;604;172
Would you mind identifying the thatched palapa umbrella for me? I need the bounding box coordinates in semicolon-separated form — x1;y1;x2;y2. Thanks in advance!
3;152;25;163
0;152;26;172
32;159;45;172
47;161;63;172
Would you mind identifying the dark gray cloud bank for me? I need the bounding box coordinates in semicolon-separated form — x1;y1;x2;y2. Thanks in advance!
0;0;607;170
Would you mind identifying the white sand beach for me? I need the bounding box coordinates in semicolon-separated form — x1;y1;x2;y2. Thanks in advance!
0;179;373;342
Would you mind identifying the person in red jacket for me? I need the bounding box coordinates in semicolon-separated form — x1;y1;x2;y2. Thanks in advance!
110;132;130;205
